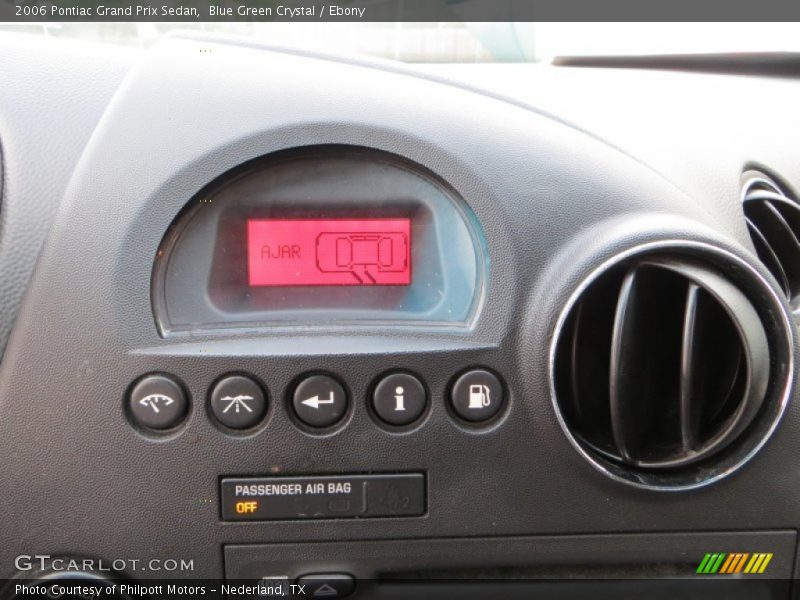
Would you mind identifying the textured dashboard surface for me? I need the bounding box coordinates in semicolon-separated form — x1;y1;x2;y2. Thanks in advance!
0;34;135;354
421;62;800;240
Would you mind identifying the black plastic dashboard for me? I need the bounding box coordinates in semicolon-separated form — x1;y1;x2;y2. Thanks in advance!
2;31;800;598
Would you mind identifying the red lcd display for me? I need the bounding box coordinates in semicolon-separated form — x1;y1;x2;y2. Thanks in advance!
247;219;411;286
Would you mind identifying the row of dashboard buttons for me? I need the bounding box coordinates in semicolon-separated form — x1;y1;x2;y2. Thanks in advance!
127;369;505;432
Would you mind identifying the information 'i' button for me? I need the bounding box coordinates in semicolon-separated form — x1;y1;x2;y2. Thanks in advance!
372;372;427;426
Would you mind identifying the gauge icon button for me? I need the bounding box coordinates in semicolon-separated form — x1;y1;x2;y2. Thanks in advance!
128;374;189;430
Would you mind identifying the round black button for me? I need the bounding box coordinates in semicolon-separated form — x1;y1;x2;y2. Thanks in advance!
293;374;348;428
372;373;427;426
129;374;188;430
210;375;267;430
450;369;505;423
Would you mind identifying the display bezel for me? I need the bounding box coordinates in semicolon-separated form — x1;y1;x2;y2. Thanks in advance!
152;146;486;335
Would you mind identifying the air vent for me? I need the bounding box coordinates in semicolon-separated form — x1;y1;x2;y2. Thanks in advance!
743;171;800;310
552;245;792;489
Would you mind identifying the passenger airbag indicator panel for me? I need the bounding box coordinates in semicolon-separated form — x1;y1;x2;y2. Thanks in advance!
220;473;425;521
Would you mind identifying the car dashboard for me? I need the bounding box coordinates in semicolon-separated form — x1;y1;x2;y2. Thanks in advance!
1;31;800;599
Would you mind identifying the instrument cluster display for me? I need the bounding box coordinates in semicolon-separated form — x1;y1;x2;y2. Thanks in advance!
153;147;485;334
247;218;411;286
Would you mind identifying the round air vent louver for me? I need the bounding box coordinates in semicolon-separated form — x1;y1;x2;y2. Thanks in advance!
551;245;793;489
743;171;800;310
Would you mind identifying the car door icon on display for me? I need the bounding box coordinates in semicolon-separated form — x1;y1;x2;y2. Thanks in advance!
316;231;409;284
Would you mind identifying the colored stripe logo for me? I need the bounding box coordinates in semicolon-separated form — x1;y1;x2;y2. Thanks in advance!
697;552;773;574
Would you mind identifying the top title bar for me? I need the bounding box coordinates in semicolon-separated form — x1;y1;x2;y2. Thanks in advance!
3;0;800;22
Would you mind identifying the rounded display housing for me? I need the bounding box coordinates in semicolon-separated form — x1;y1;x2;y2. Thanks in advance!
153;146;487;335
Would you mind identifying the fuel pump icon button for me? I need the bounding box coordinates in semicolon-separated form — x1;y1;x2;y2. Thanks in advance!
450;369;505;423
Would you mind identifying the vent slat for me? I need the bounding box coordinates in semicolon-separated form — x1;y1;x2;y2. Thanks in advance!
609;268;640;463
567;279;620;456
744;189;788;204
608;266;683;464
746;218;791;296
769;198;800;242
752;202;800;296
743;173;800;306
762;200;800;247
679;284;701;453
568;300;585;422
679;282;749;462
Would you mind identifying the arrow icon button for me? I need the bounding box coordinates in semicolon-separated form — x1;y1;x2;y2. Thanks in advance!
295;574;355;600
301;392;336;409
293;375;348;428
313;584;338;598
